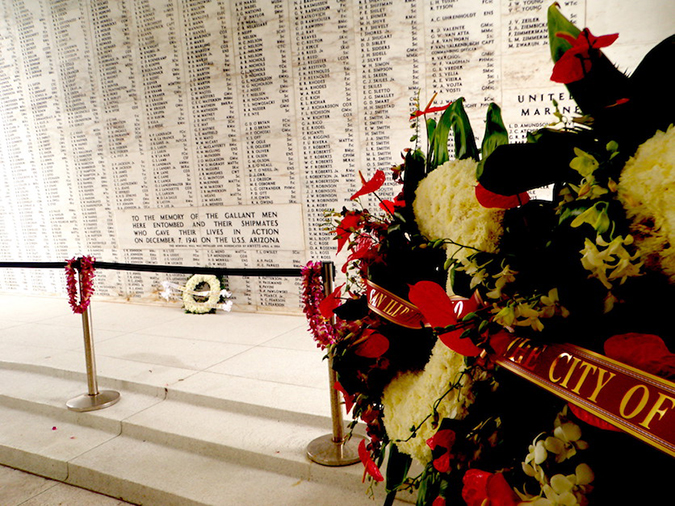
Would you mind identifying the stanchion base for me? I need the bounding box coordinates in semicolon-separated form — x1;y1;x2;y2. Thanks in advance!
66;390;121;412
307;433;366;466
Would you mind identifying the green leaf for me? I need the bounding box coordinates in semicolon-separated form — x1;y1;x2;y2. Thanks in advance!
449;98;479;161
477;103;509;179
547;3;581;62
385;444;412;493
428;107;451;170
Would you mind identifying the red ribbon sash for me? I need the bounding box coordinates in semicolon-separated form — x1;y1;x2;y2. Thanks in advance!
365;280;426;329
363;281;675;456
495;336;675;457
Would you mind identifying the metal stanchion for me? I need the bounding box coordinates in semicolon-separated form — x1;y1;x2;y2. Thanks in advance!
66;268;120;412
306;262;365;466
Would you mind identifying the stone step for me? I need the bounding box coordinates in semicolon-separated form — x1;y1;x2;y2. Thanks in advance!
0;362;413;505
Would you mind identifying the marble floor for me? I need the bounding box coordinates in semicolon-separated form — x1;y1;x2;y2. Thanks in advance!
0;464;134;505
0;292;404;505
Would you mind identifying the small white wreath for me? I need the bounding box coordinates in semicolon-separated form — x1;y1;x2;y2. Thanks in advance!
182;274;222;314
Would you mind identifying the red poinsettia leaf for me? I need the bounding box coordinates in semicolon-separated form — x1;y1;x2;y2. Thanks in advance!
319;284;343;319
351;170;386;200
346;235;375;266
408;281;458;328
475;183;530;209
439;328;482;357
379;200;395;214
485;473;520;506
551;29;619;84
551;50;589;83
589;31;619;49
604;333;675;379
355;331;389;358
432;451;451;473
426;428;455;451
335;213;360;253
358;439;384;482
462;469;492;506
334;381;355;414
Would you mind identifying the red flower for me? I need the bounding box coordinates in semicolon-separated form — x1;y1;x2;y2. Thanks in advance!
408;281;482;357
379;193;406;214
462;469;519;506
334;381;355;414
475;183;530;209
318;284;343;319
410;93;453;119
358;439;384;482
604;333;675;379
351;170;386;200
551;28;619;84
335;212;361;253
570;332;675;430
426;428;456;473
343;234;376;273
354;329;390;358
432;497;446;506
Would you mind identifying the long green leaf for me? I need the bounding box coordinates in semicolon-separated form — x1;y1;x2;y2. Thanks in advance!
547;3;580;62
449;98;479;161
477;103;509;179
428;108;452;171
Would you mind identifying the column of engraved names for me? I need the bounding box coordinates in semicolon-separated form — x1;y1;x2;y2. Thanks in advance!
424;0;499;137
181;0;228;207
355;0;417;206
93;0;151;212
292;0;351;259
18;1;79;291
90;0;152;297
234;0;297;206
52;0;118;274
252;0;302;309
0;2;48;291
134;0;195;208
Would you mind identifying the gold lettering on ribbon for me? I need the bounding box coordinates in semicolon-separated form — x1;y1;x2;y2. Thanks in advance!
640;393;675;430
620;385;650;420
496;337;675;457
587;368;615;403
365;280;425;329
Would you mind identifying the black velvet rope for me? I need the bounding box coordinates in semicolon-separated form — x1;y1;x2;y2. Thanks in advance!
0;259;306;278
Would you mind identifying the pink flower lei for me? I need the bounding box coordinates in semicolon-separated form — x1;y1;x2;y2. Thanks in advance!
301;261;337;349
65;255;96;314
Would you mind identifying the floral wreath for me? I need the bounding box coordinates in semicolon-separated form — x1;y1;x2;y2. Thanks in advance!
303;5;674;506
181;274;230;314
65;255;96;314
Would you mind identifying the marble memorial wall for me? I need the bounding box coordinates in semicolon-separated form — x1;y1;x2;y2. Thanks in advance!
0;0;672;312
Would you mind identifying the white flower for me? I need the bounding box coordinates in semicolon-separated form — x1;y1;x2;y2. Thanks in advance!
381;340;478;463
618;125;675;282
414;159;505;293
182;274;223;314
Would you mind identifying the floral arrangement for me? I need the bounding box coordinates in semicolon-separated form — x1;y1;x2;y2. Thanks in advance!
160;274;233;314
302;5;674;506
65;255;96;314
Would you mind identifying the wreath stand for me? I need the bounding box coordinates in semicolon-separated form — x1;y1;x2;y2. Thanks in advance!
66;263;120;412
306;262;365;466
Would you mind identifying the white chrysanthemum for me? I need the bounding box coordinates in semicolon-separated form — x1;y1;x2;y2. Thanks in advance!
182;274;222;314
414;159;505;292
618;125;675;282
381;340;476;463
